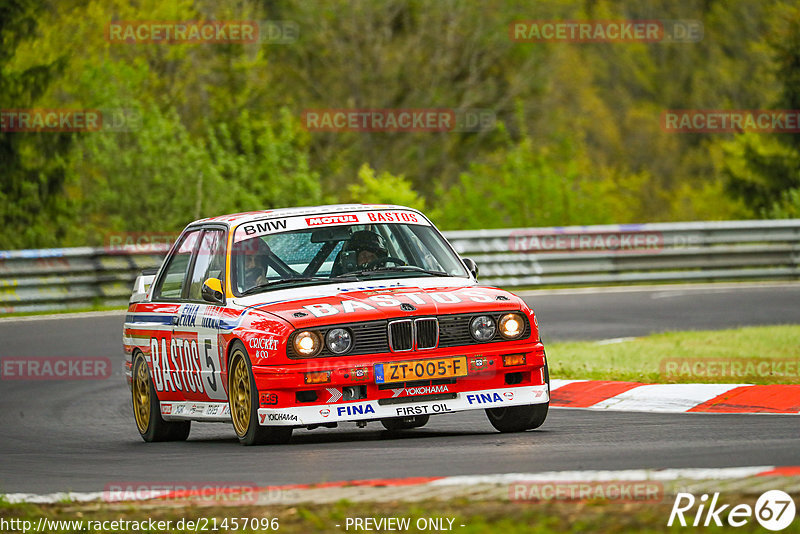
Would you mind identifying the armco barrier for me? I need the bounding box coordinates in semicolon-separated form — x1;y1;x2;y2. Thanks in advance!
1;219;798;314
0;246;167;314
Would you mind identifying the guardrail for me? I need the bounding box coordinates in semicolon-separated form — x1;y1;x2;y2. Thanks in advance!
1;219;799;314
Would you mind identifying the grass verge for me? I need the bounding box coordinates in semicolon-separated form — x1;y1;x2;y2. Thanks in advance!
547;325;800;384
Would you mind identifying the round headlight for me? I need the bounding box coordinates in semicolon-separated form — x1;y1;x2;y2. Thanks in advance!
293;330;321;357
470;315;496;342
499;313;524;339
326;328;352;354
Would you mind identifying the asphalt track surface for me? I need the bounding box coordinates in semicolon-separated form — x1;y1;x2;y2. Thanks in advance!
1;283;798;494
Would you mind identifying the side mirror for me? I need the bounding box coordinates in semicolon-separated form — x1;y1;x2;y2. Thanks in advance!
463;258;479;279
130;268;158;304
202;278;224;304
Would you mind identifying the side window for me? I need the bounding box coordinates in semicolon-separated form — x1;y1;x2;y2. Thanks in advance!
187;229;226;301
153;231;201;300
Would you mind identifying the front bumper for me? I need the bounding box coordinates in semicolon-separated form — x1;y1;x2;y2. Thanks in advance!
256;383;549;426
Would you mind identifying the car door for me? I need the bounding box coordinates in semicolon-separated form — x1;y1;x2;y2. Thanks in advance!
147;229;202;400
172;227;228;404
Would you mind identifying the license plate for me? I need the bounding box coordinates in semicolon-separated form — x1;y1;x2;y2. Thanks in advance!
375;356;468;384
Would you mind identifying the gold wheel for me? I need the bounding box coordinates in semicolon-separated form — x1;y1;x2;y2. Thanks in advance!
229;350;252;437
132;357;151;434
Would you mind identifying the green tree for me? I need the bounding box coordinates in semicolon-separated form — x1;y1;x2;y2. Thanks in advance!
71;104;321;244
0;0;73;249
431;125;649;229
347;163;425;210
723;3;800;217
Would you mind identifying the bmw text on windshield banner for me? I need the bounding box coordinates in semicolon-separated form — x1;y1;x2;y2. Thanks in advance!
233;210;430;242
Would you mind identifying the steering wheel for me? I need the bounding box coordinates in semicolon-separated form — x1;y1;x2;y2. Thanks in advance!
364;256;406;270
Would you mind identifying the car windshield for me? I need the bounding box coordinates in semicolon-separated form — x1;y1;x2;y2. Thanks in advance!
231;216;468;297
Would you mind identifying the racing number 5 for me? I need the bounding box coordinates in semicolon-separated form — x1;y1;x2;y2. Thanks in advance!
204;339;217;391
197;334;226;400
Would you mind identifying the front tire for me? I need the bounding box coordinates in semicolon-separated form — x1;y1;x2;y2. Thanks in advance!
228;342;292;446
485;359;550;433
132;353;191;442
486;403;548;433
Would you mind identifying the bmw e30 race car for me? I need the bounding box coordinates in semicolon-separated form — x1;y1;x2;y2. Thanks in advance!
123;204;549;445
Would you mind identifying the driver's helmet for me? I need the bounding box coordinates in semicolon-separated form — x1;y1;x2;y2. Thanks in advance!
343;230;388;266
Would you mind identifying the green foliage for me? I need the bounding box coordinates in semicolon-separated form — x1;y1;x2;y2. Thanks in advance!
0;0;74;249
70;104;320;244
347;164;425;210
431;128;649;229
765;188;800;218
722;133;800;217
205;108;322;213
2;0;799;250
722;3;800;218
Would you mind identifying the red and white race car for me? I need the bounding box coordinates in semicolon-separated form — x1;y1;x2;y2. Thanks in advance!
123;204;549;445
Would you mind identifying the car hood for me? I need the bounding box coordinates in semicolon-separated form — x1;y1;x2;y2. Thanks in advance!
231;277;525;328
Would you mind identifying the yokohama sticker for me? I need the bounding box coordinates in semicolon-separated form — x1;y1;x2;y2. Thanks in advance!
260;413;298;423
393;384;450;397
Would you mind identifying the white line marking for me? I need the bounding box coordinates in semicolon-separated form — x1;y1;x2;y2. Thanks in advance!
595;337;637;345
428;466;774;486
517;281;800;297
591;383;747;412
0;310;127;323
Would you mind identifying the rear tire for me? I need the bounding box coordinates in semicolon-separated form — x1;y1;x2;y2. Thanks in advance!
381;414;430;431
132;353;191;442
485;359;549;433
228;342;292;446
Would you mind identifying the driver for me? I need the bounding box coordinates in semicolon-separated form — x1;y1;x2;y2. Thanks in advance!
238;237;270;290
343;230;388;269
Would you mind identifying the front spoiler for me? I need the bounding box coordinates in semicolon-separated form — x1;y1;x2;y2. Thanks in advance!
256;384;550;426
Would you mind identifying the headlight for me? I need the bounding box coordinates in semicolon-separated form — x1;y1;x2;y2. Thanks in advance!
293;330;321;357
326;328;352;354
499;313;524;339
470;315;496;342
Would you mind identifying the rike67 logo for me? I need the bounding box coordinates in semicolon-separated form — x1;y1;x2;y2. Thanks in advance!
669;490;796;531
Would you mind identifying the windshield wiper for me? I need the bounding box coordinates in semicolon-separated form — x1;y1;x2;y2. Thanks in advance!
240;276;355;296
336;266;449;278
